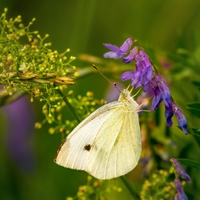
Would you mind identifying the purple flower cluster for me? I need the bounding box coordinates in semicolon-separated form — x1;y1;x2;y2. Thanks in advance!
171;158;191;200
103;38;188;134
121;49;153;92
174;178;188;200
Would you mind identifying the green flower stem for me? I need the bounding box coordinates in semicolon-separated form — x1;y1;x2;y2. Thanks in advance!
0;71;75;85
56;86;80;123
121;176;140;200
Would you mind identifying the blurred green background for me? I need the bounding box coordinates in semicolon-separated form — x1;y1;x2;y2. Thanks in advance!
0;0;200;199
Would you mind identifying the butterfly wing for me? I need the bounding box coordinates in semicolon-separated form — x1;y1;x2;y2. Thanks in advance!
54;100;123;171
55;90;141;180
87;104;141;179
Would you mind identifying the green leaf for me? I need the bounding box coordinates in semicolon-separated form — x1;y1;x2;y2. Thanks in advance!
178;158;200;169
189;127;200;148
187;102;200;118
192;80;200;91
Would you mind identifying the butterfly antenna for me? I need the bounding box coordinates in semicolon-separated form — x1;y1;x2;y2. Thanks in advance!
93;64;121;92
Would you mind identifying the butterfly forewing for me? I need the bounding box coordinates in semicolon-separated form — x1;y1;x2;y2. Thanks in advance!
54;100;124;171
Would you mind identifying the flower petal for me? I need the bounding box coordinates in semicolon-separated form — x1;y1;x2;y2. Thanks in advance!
103;51;125;59
172;103;188;134
119;38;133;52
165;105;174;126
135;50;151;69
122;46;138;63
150;92;162;110
121;71;136;81
103;44;120;52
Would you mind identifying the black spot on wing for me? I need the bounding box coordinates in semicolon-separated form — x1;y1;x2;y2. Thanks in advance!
84;144;91;151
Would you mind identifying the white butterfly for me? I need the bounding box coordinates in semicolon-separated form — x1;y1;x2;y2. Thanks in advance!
54;88;141;180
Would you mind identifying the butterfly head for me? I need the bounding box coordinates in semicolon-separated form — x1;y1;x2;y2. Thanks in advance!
119;89;131;99
117;89;139;113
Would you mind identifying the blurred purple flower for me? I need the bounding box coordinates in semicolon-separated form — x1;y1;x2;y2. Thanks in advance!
103;38;133;59
104;82;124;102
171;158;191;183
3;96;36;173
137;91;150;111
172;103;188;134
174;178;188;200
160;59;172;69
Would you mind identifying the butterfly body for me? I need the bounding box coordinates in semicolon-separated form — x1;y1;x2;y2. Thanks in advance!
54;89;141;180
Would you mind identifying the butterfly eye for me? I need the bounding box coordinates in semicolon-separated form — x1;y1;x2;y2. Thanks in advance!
84;144;91;151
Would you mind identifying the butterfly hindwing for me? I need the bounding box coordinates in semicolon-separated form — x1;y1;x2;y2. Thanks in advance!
87;104;141;179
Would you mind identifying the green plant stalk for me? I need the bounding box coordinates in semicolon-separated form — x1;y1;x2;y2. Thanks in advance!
56;87;80;123
121;176;140;200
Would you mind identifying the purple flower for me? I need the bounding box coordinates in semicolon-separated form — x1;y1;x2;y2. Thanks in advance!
174;178;188;200
165;105;174;126
149;74;172;110
103;38;133;59
172;103;188;134
171;158;192;183
122;46;139;63
3;96;36;173
121;50;153;90
103;38;188;134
